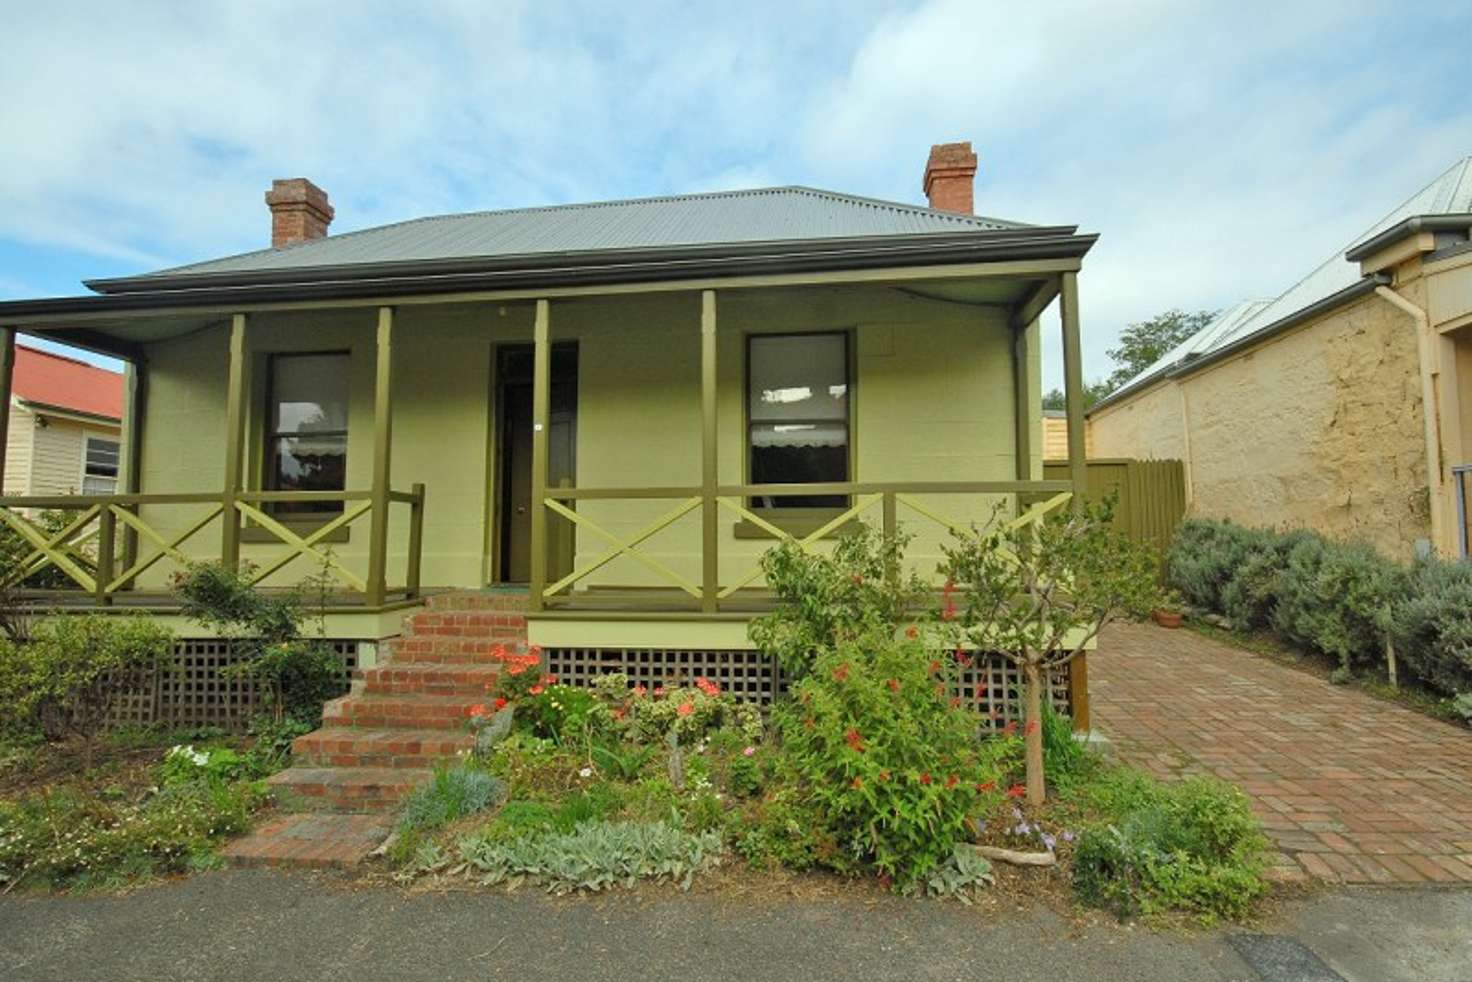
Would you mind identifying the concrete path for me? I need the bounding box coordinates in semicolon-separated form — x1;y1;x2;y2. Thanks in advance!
1091;622;1472;884
1;870;1468;981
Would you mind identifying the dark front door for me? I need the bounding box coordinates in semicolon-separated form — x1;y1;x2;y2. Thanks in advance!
497;344;577;583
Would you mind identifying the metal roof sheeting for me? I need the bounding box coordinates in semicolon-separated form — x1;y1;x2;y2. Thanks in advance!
132;185;1028;282
1097;157;1472;409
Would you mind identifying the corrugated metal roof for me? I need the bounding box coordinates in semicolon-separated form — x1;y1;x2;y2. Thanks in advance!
140;185;1028;281
1100;156;1472;407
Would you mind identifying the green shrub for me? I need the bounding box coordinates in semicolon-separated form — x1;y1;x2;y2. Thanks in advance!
1270;537;1402;673
159;744;255;788
1387;560;1472;695
1166;520;1268;612
1073;769;1267;921
772;638;1010;889
1217;528;1304;630
399;764;505;833
748;526;923;680
0;779;262;890
452;820;722;893
173;563;345;725
1040;702;1086;789
0;616;173;766
733;790;841;872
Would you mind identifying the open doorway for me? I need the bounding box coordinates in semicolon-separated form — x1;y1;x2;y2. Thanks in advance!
495;343;577;583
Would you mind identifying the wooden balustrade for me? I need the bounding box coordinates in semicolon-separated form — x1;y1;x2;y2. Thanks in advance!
536;480;1072;612
0;484;425;608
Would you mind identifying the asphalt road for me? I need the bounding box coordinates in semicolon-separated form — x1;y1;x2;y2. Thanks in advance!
1;872;1469;982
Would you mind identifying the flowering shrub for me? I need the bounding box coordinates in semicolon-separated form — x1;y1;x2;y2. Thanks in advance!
585;672;762;744
0;779;263;890
773;637;1014;889
749;526;923;679
159;744;253;789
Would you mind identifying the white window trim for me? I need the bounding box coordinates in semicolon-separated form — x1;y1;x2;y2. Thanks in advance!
80;432;121;496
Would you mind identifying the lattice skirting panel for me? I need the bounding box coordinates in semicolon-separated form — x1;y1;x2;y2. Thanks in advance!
542;647;1072;728
108;639;358;729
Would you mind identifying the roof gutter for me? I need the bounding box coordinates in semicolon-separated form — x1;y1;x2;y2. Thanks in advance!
0;231;1097;322
84;226;1092;295
1087;275;1390;416
1344;214;1472;263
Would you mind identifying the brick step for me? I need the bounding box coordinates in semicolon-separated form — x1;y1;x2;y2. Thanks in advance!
404;611;527;635
358;662;500;697
384;636;530;663
323;691;482;730
426;590;529;612
222;813;393;868
292;726;473;768
266;766;433;811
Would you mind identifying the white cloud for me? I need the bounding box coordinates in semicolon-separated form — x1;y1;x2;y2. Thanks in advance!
1;0;1469;389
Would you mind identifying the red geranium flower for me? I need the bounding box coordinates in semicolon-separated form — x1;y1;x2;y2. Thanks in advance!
632;684;647;697
493;697;508;711
676;701;694;717
529;685;544;696
1005;784;1026;798
467;703;487;718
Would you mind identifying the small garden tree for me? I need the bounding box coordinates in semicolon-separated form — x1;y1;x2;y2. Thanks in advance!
172;562;343;727
942;499;1161;804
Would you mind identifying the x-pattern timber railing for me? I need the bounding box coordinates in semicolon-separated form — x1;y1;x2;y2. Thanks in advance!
0;485;425;608
537;480;1074;612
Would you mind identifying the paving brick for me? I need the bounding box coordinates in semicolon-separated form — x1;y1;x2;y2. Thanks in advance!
1094;622;1472;886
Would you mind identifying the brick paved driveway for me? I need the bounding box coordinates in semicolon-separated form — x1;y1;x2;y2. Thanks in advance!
1091;621;1472;885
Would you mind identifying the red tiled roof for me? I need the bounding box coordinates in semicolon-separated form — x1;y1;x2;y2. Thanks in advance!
11;345;124;421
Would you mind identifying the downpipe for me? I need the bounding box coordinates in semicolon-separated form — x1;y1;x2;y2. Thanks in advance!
1373;285;1442;553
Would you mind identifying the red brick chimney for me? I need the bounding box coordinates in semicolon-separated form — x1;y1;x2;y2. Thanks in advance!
922;142;978;215
265;178;334;248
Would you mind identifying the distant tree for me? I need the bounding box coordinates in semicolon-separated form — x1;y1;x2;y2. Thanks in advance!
1103;308;1216;392
1041;380;1112;412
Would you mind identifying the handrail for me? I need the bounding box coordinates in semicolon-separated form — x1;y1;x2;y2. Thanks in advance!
0;484;427;607
536;479;1072;611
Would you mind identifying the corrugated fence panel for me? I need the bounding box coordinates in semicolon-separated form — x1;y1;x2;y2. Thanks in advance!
1042;457;1186;553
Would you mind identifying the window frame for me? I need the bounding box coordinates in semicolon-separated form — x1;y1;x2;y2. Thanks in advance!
261;350;351;516
742;329;855;515
80;434;120;496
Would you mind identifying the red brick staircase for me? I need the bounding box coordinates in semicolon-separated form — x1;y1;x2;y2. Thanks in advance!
223;590;528;867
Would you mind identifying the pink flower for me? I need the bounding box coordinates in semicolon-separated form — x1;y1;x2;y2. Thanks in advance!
632;684;648;697
529;684;544;696
676;701;694;717
467;703;487;718
742;745;756;757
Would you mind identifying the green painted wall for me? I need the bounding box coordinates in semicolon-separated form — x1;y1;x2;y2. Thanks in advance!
133;284;1038;593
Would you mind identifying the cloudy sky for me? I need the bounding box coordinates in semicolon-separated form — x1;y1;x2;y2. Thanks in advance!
2;0;1469;387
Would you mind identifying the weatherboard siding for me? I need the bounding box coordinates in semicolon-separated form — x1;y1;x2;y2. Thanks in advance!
133;286;1035;591
4;404;35;496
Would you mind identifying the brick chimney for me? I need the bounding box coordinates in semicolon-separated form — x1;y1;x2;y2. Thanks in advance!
922;142;978;215
264;178;334;248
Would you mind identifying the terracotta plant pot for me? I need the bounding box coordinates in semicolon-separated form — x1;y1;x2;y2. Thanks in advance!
1152;609;1183;629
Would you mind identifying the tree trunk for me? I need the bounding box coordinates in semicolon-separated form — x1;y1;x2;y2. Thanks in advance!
1023;659;1045;805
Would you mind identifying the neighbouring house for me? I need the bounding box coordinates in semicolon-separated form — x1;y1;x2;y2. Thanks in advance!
0;143;1099;801
1042;408;1093;460
1089;157;1472;560
2;344;123;499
